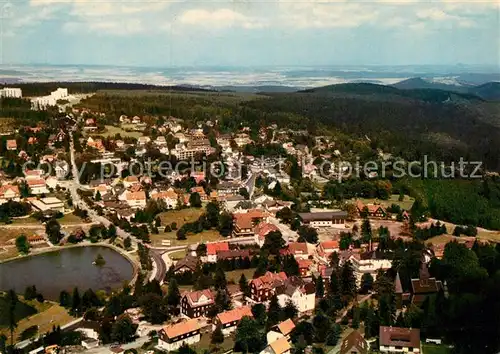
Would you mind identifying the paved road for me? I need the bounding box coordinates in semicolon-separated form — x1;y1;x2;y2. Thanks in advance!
149;248;167;283
68;131;166;280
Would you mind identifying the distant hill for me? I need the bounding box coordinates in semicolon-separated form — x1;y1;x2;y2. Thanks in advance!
392;77;500;100
469;82;500;101
300;82;483;103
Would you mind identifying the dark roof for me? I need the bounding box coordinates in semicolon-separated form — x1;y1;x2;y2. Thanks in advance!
340;330;369;354
276;276;315;297
299;211;348;222
379;326;420;349
174;255;198;272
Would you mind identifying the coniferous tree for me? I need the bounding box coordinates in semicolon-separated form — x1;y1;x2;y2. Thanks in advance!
267;294;282;328
166;279;181;308
211;325;224;345
315;275;325;298
239;274;251;297
71;287;81;315
340;261;357;300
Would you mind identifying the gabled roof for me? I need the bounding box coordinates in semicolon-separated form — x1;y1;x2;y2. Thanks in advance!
183;289;214;307
276;319;295;336
251;272;288;291
269;337;291;354
206;242;230;256
340;330;368;354
174;255;198;272
162;319;200;339
216;306;253;325
379;326;420;348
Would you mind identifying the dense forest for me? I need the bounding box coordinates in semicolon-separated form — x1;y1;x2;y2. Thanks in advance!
75;83;500;170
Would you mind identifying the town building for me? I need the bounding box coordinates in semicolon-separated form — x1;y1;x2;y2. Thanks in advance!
250;272;288;302
0;185;20;204
344;251;393;286
157;319;201;352
298;211;348;229
0;87;22;98
276;276;316;313
356;201;387;218
266;319;295;344
340;330;369;354
261;337;292;354
181;289;215;318
410;259;443;306
213;306;253;336
379;326;421;353
30;197;65;213
280;242;309;260
173;255;198;274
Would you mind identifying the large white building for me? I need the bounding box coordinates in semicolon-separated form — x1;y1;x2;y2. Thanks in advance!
0;87;22;98
276;276;316;314
31;87;69;110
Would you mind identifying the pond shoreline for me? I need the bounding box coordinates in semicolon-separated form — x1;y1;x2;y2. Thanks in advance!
0;243;140;294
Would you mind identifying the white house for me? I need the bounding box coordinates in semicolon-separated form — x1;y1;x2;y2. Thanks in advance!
213;306;253;336
266;319;295;344
157;319;201;352
206;242;230;263
124;191;147;209
27;178;49;195
379;326;421;353
30;197;65;213
276;277;316;314
347;252;393;286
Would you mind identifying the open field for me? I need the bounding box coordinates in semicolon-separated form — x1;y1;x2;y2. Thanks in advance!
0;301;74;341
422;344;453;354
151;229;225;247
11;217;40;225
92;125;144;139
168;249;187;260
0;247;19;261
225;268;256;284
419;218;500;244
58;213;86;225
351;194;415;211
158;208;204;227
194;332;235;353
0;228;40;245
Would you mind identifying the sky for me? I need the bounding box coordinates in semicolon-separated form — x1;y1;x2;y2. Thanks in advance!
0;0;499;67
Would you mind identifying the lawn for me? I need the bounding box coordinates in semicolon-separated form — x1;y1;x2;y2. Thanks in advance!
151;229;225;247
11;217;41;225
353;194;415;211
158;208;205;227
193;332;235;353
92;125;144;139
0;247;19;261
0;228;40;246
0;301;74;342
225;269;256;284
169;249;187;261
422;344;452;354
58;213;86;225
0;295;38;326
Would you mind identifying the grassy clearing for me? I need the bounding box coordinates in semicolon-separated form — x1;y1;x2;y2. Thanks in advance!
92;125;144;139
194;332;235;353
225;268;256;284
158;208;205;227
58;213;86;225
0;302;74;342
11;217;41;225
422;344;452;354
151;229;225;247
0;228;40;245
169;249;187;261
352;194;415;211
0;247;19;261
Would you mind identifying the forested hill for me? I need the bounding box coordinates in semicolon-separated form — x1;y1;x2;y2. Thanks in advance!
392;78;500;101
0;82;212;97
244;83;500;169
300;82;484;102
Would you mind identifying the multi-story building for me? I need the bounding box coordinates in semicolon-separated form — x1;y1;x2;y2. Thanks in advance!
213;306;253;336
379;326;420;353
250;271;288;302
298;211;348;229
157;319;201;352
276;276;316;313
180;290;214;318
345;251;393;286
0;87;22;98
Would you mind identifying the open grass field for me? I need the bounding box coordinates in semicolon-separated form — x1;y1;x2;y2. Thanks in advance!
168;249;187;261
0;228;39;246
352;194;415;211
11;217;40;225
420;218;500;244
0;247;19;261
92;125;144;139
158;208;204;227
225;268;256;284
58;213;86;225
194;332;235;353
0;301;74;342
422;344;453;354
151;229;225;247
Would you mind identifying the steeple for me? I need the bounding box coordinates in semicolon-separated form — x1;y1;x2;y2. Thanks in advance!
394;272;403;294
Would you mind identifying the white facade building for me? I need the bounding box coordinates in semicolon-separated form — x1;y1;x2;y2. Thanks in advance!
0;87;22;98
